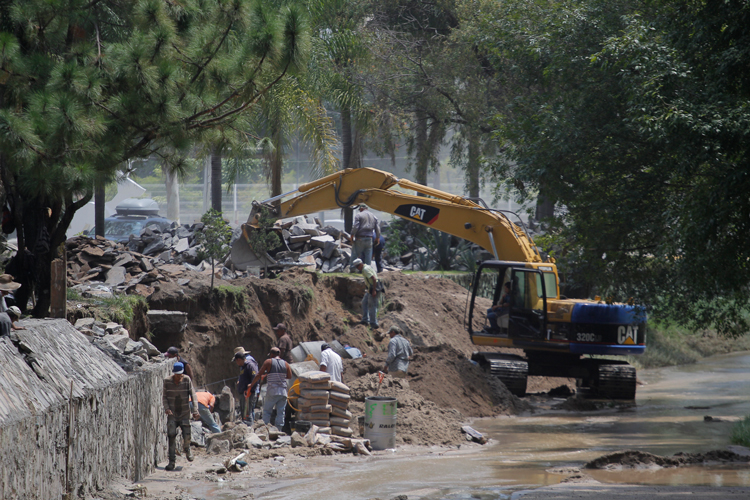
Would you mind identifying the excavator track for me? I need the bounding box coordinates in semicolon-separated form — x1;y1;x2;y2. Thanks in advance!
474;353;528;397
590;362;637;400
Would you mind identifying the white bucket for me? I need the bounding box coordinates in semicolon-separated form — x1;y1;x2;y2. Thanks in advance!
363;396;397;450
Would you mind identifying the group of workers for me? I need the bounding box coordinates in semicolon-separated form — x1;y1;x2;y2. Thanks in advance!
161;320;413;471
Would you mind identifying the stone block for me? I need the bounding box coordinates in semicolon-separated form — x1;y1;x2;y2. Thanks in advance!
247;433;264;449
291;432;308;448
310;235;334;248
147;310;188;335
191;421;206;447
75;318;96;330
207;439;231;455
322;240;339;259
107;334;131;352
123;340;144;355
289;234;311;244
174;238;190;253
105;266;127;286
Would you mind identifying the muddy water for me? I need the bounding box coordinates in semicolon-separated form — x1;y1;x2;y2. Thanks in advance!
205;352;750;499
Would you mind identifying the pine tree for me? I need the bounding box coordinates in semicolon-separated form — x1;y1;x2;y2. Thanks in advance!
0;0;310;315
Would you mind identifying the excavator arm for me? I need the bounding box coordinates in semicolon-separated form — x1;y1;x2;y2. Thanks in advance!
233;167;544;268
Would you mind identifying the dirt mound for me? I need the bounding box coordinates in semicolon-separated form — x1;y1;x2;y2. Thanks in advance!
346;344;529;418
585;449;749;470
347;373;466;446
136;268;538;449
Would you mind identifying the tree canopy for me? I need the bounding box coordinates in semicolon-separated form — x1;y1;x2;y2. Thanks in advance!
2;0;748;333
0;0;310;315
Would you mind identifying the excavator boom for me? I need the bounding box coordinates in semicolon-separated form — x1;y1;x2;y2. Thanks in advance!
234;167;543;269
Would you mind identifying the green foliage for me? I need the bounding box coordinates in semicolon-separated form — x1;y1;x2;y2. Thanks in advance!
98;295;148;326
212;285;249;312
247;206;281;259
196;209;233;289
0;0;311;316
291;282;314;314
412;229;472;271
731;417;750;448
461;0;750;332
628;319;750;370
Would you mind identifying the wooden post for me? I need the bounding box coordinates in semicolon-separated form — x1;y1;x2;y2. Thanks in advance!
50;243;67;318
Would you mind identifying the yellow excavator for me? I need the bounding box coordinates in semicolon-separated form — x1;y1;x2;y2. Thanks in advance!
232;167;646;399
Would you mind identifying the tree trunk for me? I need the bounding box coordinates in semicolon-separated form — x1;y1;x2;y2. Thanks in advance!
270;127;284;198
414;110;429;186
467;128;480;198
341;107;354;233
165;168;180;223
94;176;105;236
211;148;222;213
535;188;555;222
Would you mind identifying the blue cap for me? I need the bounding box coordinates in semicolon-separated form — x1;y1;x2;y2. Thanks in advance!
173;362;184;374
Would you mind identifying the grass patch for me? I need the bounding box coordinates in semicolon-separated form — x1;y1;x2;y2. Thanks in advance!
731;416;750;447
97;294;147;326
212;284;248;312
67;288;83;301
628;320;750;370
402;270;472;276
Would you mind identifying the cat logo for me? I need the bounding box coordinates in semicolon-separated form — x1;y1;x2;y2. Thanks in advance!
410;206;427;220
617;325;638;345
394;204;440;225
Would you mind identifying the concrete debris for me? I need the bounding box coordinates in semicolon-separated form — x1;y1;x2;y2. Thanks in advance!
65;233;249;299
147;310;188;335
461;425;488;445
191;421;206;447
207;439;231;455
72;317;164;372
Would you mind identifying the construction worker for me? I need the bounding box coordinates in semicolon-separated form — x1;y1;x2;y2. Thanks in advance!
163;362;199;471
251;347;292;429
353;258;380;328
349;204;380;271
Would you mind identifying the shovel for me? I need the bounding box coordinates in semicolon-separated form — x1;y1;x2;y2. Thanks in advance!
375;371;385;396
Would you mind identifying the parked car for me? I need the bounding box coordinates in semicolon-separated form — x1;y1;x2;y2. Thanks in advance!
89;198;173;243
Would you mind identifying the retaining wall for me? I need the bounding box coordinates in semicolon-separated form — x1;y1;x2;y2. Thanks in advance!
0;319;169;499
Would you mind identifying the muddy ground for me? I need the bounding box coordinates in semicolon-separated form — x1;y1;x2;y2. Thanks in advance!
82;268;656;500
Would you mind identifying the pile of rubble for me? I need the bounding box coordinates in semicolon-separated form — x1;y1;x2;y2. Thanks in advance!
269;216;353;273
72;317;164;372
202;419;372;465
65;231;240;298
266;215;492;273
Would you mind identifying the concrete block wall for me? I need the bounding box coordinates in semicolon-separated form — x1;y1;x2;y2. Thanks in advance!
0;319;170;499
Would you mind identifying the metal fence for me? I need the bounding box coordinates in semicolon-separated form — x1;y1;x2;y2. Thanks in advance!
140;180;534;228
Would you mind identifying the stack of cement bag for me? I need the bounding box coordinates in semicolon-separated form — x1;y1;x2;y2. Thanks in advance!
296;372;353;437
297;371;333;433
329;380;353;437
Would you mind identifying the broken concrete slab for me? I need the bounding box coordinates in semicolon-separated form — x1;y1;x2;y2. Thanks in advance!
105;266;127;286
147;310;188;334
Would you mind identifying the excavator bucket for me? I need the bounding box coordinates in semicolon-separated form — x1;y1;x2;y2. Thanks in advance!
230;224;277;271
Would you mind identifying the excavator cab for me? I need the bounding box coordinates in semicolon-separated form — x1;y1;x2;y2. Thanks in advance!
508;268;548;339
468;261;550;342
